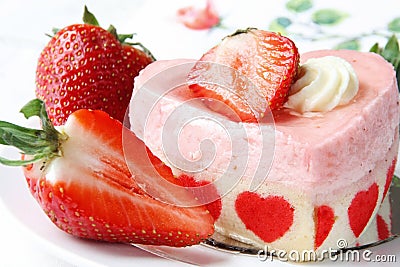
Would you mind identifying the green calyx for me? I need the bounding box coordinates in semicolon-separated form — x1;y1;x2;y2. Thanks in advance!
83;5;156;61
46;6;156;60
0;99;66;166
225;27;257;39
82;5;100;27
82;5;129;44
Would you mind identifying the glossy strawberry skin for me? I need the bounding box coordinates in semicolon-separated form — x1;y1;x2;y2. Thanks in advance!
122;43;154;79
35;24;153;126
22;109;214;246
188;29;299;122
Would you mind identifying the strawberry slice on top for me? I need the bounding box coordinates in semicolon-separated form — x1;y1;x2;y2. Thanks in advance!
188;28;299;122
0;99;214;246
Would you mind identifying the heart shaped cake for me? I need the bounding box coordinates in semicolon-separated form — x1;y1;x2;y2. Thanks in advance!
129;32;399;260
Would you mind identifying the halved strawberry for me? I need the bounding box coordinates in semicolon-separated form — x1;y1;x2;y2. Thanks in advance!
177;175;222;221
188;28;299;122
146;150;222;221
0;99;214;246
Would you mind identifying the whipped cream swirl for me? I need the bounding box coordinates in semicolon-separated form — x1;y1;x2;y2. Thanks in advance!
284;56;359;114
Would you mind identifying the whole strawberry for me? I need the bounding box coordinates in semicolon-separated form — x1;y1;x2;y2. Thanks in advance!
35;6;154;125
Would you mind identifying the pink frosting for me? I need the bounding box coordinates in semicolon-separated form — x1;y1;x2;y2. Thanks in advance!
271;50;398;188
129;50;399;194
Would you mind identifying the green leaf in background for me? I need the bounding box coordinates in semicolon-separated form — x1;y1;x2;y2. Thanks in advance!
397;64;400;87
369;42;381;54
286;0;313;13
334;39;360;50
269;17;292;35
393;175;400;188
312;9;348;25
388;17;400;33
369;35;400;90
269;22;287;35
276;17;292;28
382;35;400;63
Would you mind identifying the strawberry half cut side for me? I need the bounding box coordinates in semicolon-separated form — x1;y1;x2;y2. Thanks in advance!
0;99;214;246
188;28;299;122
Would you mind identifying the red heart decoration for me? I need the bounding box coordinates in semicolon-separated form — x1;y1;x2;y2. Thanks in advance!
383;158;396;201
348;183;379;237
377;215;390;240
235;191;294;243
314;205;335;249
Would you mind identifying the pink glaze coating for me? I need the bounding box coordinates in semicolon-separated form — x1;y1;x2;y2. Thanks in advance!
272;50;399;188
129;50;399;195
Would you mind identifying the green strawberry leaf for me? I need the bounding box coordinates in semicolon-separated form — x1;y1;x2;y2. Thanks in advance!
0;99;66;166
286;0;313;13
82;5;100;26
312;9;348;25
335;39;361;50
46;6;99;38
20;98;45;119
388;17;400;33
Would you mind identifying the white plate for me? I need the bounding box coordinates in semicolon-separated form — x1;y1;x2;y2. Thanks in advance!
1;162;400;266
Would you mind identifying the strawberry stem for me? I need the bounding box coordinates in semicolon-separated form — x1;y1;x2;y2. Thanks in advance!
126;41;156;61
226;27;257;38
45;5;157;62
82;6;156;61
107;24;156;61
0;99;66;166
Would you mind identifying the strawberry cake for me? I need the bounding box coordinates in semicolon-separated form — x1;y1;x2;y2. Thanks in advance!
128;47;398;260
